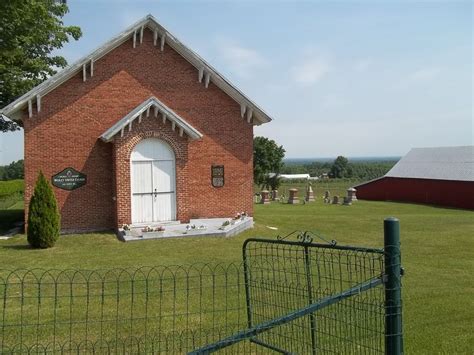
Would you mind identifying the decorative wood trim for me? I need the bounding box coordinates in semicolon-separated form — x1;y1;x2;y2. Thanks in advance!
153;29;158;46
90;58;94;77
128;120;133;131
100;96;203;142
154;106;158;117
198;68;204;83
2;15;272;126
28;100;32;118
240;104;246;118
121;127;124;137
139;26;144;43
179;127;183;137
160;32;166;51
82;64;86;82
204;72;211;88
246;108;253;123
146;106;150;117
36;95;41;113
138;113;142;123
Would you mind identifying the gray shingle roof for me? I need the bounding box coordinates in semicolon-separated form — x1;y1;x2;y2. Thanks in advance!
386;146;474;182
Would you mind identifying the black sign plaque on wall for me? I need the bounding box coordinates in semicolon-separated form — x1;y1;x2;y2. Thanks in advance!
52;168;87;191
211;165;224;188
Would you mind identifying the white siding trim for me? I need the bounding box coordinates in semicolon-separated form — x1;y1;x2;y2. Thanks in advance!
100;96;203;142
0;15;272;125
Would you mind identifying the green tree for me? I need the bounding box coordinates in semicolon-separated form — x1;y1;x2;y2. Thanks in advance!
330;156;350;178
262;174;282;191
253;136;285;188
27;171;60;248
0;159;24;180
0;0;82;131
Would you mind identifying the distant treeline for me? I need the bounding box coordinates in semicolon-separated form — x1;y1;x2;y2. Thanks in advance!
0;160;24;180
282;158;398;180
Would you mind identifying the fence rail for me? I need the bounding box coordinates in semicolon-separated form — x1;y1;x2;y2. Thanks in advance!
0;218;403;354
0;264;251;354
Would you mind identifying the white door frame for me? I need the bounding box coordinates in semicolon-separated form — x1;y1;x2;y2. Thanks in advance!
130;138;176;224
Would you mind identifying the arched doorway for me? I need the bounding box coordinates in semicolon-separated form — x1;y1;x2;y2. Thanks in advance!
130;138;176;224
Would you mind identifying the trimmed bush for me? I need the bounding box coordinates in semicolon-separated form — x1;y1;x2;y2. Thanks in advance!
27;171;60;248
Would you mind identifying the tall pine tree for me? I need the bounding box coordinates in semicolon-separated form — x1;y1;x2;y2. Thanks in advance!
27;171;60;248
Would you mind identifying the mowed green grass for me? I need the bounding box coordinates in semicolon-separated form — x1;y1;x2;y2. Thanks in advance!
0;190;473;353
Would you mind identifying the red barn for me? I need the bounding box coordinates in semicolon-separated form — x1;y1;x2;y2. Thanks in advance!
0;15;272;233
354;146;474;210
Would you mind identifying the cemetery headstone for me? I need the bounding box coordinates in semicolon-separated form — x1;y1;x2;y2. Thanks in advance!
260;190;271;204
305;184;315;202
347;187;358;202
288;188;299;204
324;190;331;203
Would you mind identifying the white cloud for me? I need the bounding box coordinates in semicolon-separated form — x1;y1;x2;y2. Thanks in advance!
354;58;372;72
216;39;266;78
290;56;330;85
410;67;440;81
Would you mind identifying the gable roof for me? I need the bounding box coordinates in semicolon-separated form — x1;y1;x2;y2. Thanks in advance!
0;14;272;125
100;96;203;142
385;146;474;182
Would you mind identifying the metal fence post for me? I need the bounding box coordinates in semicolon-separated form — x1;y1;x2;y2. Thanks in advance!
304;245;317;355
384;217;403;355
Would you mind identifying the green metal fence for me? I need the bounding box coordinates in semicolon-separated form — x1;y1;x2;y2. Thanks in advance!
0;264;254;353
1;218;403;354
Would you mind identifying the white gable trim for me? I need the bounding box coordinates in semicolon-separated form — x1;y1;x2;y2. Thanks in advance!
0;14;272;125
100;96;203;142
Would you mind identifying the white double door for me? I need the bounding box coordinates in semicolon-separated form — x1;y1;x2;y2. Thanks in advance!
131;159;176;224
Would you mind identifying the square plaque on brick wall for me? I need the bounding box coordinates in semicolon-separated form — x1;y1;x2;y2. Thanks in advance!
211;165;224;188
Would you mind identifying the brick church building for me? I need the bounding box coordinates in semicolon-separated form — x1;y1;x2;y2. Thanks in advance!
1;15;272;232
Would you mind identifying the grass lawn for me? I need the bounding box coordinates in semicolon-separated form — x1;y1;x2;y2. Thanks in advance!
0;196;473;353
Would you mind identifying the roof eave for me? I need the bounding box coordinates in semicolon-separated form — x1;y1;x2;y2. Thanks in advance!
99;96;203;143
1;14;273;126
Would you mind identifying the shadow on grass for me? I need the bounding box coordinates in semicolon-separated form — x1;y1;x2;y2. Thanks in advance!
0;244;31;250
0;209;24;235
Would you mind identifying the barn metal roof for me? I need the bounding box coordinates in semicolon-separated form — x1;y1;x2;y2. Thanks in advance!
385;146;474;182
0;14;273;126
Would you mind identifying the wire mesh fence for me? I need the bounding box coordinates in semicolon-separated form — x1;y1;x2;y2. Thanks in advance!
0;264;260;354
241;236;386;354
0;220;402;354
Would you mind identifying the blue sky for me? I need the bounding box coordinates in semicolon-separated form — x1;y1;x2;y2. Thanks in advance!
1;0;472;164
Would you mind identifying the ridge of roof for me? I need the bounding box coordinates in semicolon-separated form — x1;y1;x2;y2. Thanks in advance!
100;96;203;142
0;14;272;125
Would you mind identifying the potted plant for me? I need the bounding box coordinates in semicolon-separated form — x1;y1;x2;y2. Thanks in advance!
219;220;231;230
121;224;133;237
141;225;165;237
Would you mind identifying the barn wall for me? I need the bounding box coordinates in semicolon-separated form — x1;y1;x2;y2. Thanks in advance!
356;177;474;210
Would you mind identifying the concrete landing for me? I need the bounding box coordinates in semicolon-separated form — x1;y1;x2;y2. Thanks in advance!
118;217;253;242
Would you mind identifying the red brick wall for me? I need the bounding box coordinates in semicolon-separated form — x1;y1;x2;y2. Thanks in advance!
23;28;254;232
355;177;474;210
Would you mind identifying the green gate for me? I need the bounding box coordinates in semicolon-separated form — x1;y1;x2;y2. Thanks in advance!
191;217;403;354
0;218;402;354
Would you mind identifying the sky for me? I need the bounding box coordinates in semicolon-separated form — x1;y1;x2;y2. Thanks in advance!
0;0;472;164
